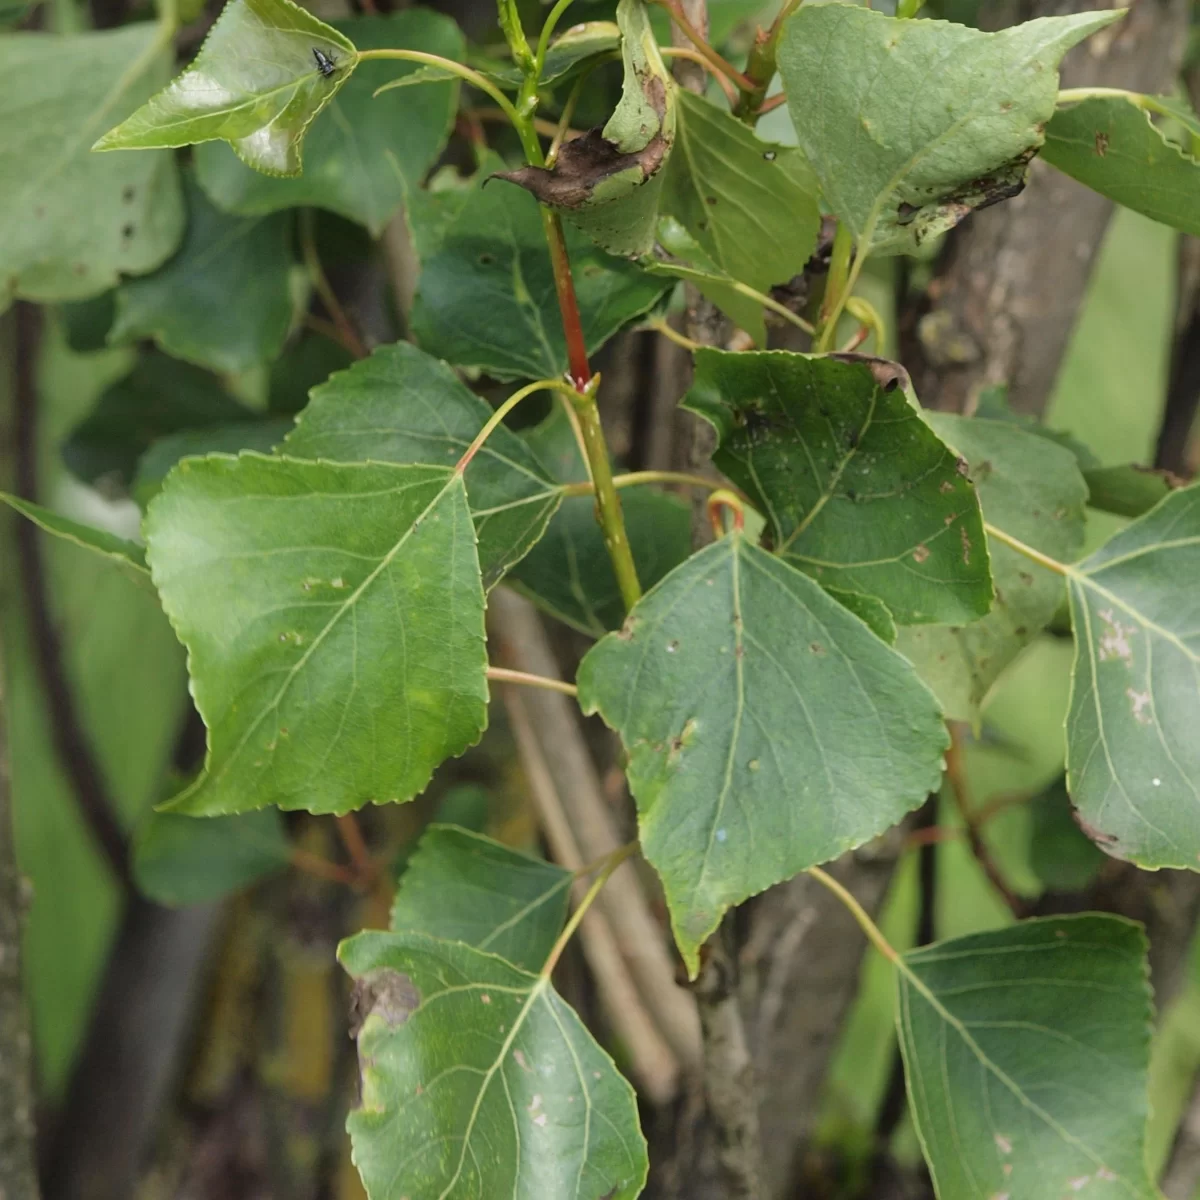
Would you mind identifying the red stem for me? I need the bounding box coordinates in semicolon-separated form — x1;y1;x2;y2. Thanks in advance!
541;209;591;390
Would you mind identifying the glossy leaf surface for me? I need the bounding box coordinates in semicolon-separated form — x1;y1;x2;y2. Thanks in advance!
778;5;1121;254
110;175;294;373
1042;96;1200;236
661;90;820;295
389;824;572;972
511;406;692;635
1065;484;1200;868
899;916;1156;1199
95;0;357;177
146;455;487;816
133;808;289;905
898;415;1087;720
283;342;561;587
684;350;991;624
0;24;183;303
578;532;948;974
409;158;670;380
196;10;463;233
341;930;648;1199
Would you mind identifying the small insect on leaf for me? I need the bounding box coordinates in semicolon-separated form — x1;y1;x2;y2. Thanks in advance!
313;47;336;78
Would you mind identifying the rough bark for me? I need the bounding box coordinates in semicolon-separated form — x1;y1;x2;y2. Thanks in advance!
905;0;1188;416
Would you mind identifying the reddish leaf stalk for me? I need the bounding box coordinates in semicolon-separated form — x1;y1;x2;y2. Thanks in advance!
541;208;592;391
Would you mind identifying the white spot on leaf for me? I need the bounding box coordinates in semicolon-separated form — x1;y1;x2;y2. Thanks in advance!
1098;609;1135;665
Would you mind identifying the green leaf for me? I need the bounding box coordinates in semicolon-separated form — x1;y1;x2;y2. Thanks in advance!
660;90;820;295
898;915;1156;1199
1027;776;1105;893
897;415;1087;721
0;493;147;572
683;349;991;625
389;824;572;972
825;587;898;644
1065;484;1200;869
488;21;619;87
283;342;561;588
340;930;648;1199
648;216;771;342
1083;463;1182;519
1042;96;1200;237
133;808;289;905
409;166;670;380
577;532;948;975
94;0;358;177
132;418;293;506
0;24;183;303
778;5;1122;255
110;175;295;374
492;0;676;258
510;406;692;635
145;454;488;816
63;351;253;490
195;10;463;235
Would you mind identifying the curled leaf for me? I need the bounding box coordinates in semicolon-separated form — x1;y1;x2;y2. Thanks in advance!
94;0;357;177
495;0;675;256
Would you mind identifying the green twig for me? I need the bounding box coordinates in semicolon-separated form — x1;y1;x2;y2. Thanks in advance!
568;380;644;611
817;220;855;351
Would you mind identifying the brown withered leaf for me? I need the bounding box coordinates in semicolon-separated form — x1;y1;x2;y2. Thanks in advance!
493;127;667;210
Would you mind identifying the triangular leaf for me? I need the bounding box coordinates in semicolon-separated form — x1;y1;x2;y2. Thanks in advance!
1065;484;1200;869
0;24;183;303
195;10;464;234
133;808;289;905
390;824;572;972
1042;95;1200;237
340;930;648;1199
898;915;1156;1199
660;90;820;294
283;342;561;588
110;174;295;373
0;493;148;573
897;415;1087;721
778;5;1122;255
510;405;692;635
94;0;358;177
684;349;992;625
409;165;670;380
145;454;488;816
577;532;948;974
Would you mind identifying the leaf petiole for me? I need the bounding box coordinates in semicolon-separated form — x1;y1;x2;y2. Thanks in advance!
362;48;525;133
561;469;732;498
486;666;579;697
542;841;639;978
456;379;576;473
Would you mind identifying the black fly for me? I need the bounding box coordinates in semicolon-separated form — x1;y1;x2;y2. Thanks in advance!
312;47;337;78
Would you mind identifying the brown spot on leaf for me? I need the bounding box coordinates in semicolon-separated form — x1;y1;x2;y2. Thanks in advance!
960;525;972;565
1094;131;1109;156
913;544;930;564
939;480;954;494
349;969;420;1038
1072;810;1128;860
